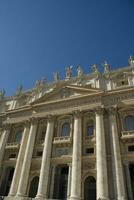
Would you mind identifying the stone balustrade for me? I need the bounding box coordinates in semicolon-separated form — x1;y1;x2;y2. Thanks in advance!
53;136;71;144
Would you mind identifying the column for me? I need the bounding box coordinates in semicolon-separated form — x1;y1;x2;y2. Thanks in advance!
124;161;133;200
49;165;56;199
70;111;82;200
109;107;126;200
95;108;109;200
0;125;11;184
16;118;38;197
8;121;30;196
36;117;54;200
67;163;72;199
0;124;11;165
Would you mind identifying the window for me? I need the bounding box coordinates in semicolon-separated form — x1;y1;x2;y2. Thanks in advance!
61;122;70;136
9;154;16;159
128;145;134;152
15;131;22;143
36;151;43;157
85;148;94;154
124;116;134;131
87;125;94;136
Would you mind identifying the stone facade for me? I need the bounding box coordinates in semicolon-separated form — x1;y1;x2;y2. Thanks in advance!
0;57;134;200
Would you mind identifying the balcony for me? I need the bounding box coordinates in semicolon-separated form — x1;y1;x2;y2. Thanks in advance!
53;136;72;144
121;130;134;141
6;142;20;149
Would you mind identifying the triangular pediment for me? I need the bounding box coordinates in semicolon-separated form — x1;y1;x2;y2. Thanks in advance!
31;84;102;105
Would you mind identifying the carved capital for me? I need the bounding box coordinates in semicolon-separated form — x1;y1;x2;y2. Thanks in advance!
73;110;82;118
107;106;117;115
39;118;47;124
30;117;38;124
95;107;105;115
47;115;55;123
2;123;11;130
23;120;30;127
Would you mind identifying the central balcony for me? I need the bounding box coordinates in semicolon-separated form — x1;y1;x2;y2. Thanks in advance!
53;136;72;144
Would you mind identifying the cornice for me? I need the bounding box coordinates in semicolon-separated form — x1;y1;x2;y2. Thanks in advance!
32;91;103;108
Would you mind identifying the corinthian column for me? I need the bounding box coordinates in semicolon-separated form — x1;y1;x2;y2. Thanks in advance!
36;117;54;200
95;108;109;200
109;107;126;200
70;111;82;200
8;121;30;196
0;124;11;165
16;118;38;197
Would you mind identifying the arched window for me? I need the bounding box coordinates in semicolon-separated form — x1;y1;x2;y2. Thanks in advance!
15;130;22;143
28;176;39;198
86;120;94;136
124;116;134;131
61;122;70;136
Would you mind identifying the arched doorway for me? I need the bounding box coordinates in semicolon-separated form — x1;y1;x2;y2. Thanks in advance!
28;176;39;198
84;176;96;200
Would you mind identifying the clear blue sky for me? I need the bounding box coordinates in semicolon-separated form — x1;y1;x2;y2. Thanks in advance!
0;0;134;95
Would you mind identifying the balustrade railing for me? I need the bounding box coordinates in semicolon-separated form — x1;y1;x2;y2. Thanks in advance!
53;136;71;143
6;142;20;148
121;130;134;137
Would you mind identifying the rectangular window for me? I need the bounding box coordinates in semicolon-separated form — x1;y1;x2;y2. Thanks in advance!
128;145;134;152
36;151;43;157
85;148;94;154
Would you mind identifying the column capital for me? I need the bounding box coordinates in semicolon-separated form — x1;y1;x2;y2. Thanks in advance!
95;107;105;115
107;106;117;115
47;115;55;123
39;118;47;124
29;117;38;124
2;123;11;130
73;110;82;118
23;120;30;127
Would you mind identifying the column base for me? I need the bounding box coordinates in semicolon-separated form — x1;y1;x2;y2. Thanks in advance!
35;194;47;200
117;197;127;200
70;196;82;200
4;197;27;200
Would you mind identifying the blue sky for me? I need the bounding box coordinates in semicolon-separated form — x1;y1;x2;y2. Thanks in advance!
0;0;134;95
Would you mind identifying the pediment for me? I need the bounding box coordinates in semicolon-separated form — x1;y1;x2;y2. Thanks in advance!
31;85;102;105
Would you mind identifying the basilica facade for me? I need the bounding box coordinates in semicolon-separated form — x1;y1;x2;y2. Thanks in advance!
0;57;134;200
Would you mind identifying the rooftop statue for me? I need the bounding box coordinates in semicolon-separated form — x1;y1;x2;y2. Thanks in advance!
103;61;110;73
91;64;99;74
77;66;83;78
16;85;23;96
66;66;73;79
53;72;60;82
129;55;134;66
0;89;5;100
35;77;46;88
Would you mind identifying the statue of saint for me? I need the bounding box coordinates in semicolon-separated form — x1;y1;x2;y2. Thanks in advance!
103;61;110;73
0;89;5;99
16;85;23;95
53;72;60;82
77;66;83;78
129;56;134;66
91;64;99;73
66;66;73;78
